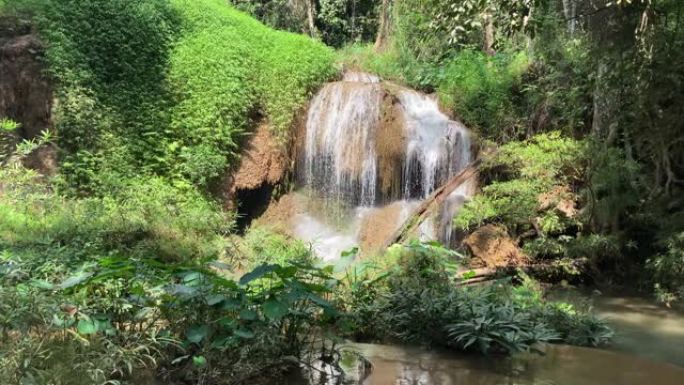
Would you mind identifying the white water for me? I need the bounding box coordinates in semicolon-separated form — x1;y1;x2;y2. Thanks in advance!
399;90;471;199
303;80;382;206
294;72;475;259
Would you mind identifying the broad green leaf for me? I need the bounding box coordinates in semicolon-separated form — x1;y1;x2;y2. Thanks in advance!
234;328;254;339
239;264;279;285
29;279;54;290
186;325;209;344
239;309;257;321
192;355;207;367
308;293;333;308
262;299;288;320
59;272;94;290
205;294;225;306
52;314;75;328
220;298;243;310
77;319;98;335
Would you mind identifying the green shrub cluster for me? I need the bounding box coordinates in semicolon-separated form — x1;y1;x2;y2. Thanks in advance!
453;133;636;279
454;132;585;233
0;167;339;384
649;233;684;305
2;0;335;192
337;242;612;354
168;0;336;187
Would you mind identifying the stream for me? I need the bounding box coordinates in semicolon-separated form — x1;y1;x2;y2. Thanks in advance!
293;292;684;385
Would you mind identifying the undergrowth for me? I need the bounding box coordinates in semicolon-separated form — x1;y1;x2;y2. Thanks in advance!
2;0;335;192
337;242;613;354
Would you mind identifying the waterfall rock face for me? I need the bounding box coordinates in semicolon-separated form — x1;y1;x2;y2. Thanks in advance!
293;71;475;259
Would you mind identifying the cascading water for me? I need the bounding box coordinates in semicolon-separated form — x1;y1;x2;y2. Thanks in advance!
293;72;475;260
303;80;382;206
399;90;471;199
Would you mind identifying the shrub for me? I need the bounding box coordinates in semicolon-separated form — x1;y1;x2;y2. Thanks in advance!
3;0;335;192
437;50;529;139
239;226;313;269
337;242;612;354
648;232;684;304
454;132;585;234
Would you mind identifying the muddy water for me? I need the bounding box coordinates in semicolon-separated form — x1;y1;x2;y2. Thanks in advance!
556;290;684;367
348;342;684;385
308;294;684;385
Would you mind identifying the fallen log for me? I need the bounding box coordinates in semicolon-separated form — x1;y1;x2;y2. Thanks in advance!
383;159;481;248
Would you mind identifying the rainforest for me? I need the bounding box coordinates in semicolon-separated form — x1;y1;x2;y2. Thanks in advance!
0;0;683;384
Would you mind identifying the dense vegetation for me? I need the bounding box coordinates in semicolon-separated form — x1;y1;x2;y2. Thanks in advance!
0;165;610;383
1;0;682;383
339;0;684;302
3;0;334;192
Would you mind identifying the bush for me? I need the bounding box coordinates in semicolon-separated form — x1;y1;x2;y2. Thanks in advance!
648;233;684;304
337;242;612;354
3;0;335;192
239;226;313;269
0;168;341;383
437;50;529;139
454;132;585;234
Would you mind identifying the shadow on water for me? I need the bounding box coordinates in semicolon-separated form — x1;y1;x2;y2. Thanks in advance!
342;342;684;385
289;292;684;385
554;289;684;368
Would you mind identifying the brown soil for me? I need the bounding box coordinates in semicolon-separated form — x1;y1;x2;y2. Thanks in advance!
253;192;305;236
1;17;56;175
376;92;406;201
219;123;288;209
463;225;528;268
538;185;577;217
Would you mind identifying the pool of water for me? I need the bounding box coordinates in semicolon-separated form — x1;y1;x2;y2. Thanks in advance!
345;341;684;385
294;292;684;385
550;289;684;367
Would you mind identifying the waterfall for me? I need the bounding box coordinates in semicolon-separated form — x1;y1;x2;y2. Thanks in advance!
303;80;382;206
398;90;471;199
294;72;475;259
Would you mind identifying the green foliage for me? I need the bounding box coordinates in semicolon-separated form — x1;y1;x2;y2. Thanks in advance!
317;0;379;47
453;132;636;279
168;0;335;186
648;233;684;304
0;172;230;264
0;119;20;162
239;226;313;269
455;132;584;233
0;167;342;383
437;50;529;139
231;0;379;47
337;242;612;354
0;118;20;132
3;0;334;192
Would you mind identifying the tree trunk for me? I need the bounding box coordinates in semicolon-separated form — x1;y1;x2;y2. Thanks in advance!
482;11;495;55
562;0;577;34
383;159;481;248
306;0;318;38
374;0;391;51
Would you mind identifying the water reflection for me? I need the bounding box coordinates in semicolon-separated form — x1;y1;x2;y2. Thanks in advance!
351;343;684;385
552;290;684;367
